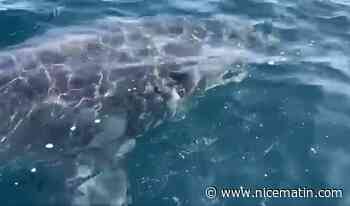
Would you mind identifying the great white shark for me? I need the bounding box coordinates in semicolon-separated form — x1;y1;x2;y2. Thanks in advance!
0;15;256;205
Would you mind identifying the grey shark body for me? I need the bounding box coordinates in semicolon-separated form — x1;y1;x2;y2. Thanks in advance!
0;16;250;205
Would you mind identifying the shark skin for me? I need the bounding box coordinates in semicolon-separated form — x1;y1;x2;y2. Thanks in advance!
0;16;251;206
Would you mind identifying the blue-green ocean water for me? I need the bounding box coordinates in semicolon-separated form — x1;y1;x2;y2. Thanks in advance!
1;0;350;206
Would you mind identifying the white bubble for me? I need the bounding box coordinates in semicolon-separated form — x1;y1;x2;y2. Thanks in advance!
178;153;185;159
70;125;76;131
280;57;287;62
45;143;54;149
172;196;180;206
310;147;317;154
30;168;37;173
94;119;101;124
267;60;275;65
308;40;316;46
0;136;7;143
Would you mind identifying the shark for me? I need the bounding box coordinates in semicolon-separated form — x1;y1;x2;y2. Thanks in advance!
0;15;253;205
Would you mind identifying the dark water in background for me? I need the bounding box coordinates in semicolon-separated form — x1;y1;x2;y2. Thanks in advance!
1;0;350;205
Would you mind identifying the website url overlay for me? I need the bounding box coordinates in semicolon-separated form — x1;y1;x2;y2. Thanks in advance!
205;186;343;200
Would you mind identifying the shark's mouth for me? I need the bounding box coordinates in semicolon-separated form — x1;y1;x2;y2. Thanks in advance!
0;15;258;205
